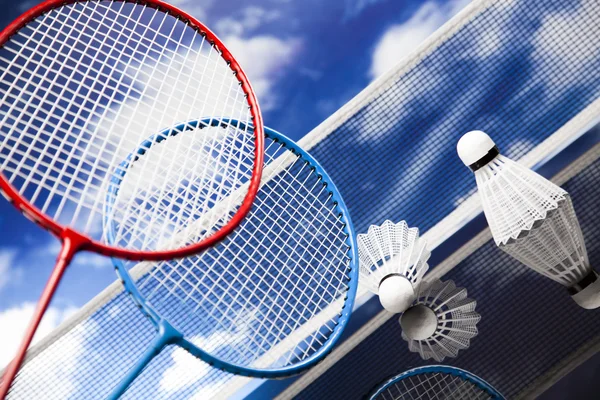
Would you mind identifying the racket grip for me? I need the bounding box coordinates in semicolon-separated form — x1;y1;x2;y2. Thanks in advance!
0;231;86;399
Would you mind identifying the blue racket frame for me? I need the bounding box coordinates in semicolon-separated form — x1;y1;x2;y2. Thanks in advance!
368;365;506;400
104;118;359;398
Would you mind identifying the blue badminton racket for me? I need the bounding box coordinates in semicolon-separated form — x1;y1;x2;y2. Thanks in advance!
104;119;358;398
368;365;505;400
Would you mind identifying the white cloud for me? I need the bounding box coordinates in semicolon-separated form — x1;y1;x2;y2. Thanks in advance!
369;0;470;79
34;239;107;269
298;67;323;81
159;346;213;392
215;6;281;37
223;35;300;110
0;249;19;292
5;316;99;399
467;0;518;59
72;252;110;269
505;138;535;159
213;8;300;110
532;0;600;88
158;332;244;398
357;68;439;141
343;0;387;20
17;0;38;13
169;0;215;21
38;240;62;256
107;304;122;319
0;302;79;369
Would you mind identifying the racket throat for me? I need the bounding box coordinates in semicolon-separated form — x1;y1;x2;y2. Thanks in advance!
58;228;91;262
156;319;184;346
107;320;182;399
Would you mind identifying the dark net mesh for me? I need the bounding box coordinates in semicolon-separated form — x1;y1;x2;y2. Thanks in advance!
296;156;600;399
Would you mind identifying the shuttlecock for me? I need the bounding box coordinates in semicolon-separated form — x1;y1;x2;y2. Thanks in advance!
400;279;480;362
457;130;600;309
358;220;430;313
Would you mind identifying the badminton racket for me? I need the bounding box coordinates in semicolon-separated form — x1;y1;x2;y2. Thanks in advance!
105;120;358;398
0;1;263;397
368;365;505;400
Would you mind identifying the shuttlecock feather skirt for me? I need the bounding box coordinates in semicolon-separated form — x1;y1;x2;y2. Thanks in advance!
499;196;590;287
357;220;430;294
400;279;480;362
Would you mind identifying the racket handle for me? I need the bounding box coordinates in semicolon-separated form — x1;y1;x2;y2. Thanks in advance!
0;231;85;399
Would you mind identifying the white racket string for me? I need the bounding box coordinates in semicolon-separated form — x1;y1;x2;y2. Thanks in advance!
165;162;340;333
72;3;179;230
66;4;174;229
0;1;256;251
15;2;143;212
107;28;231;248
382;372;491;400
152;169;342;319
112;42;250;251
149;155;341;364
137;139;308;299
2;7;92;201
122;37;220;249
111;124;255;251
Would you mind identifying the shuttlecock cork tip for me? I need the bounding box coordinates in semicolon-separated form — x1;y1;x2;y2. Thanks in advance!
379;275;415;314
571;271;600;310
400;304;438;341
457;130;498;171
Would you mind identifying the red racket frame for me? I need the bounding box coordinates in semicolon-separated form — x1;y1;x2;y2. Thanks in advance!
0;1;264;397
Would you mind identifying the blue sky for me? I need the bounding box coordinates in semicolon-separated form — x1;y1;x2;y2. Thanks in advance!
0;0;469;367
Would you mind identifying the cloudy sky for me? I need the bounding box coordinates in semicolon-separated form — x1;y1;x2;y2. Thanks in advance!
0;0;471;369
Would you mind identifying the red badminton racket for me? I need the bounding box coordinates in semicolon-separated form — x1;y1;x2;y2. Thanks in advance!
0;1;263;397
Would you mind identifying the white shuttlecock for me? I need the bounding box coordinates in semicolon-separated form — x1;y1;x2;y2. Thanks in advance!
458;130;600;309
400;279;480;362
358;220;430;313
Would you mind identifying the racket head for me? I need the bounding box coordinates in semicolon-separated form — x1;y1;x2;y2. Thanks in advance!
368;365;505;400
111;120;359;377
0;0;263;260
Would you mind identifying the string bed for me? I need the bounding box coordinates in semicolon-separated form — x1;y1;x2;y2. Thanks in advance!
372;371;496;400
119;131;354;372
106;121;256;251
0;0;257;251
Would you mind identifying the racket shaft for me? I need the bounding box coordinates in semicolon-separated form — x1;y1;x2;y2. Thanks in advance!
107;322;181;399
0;233;84;399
